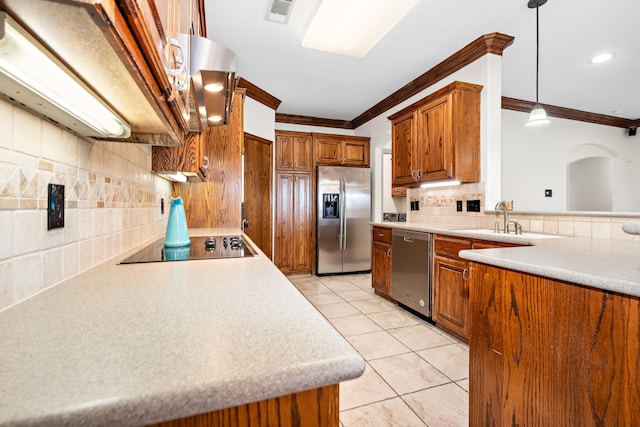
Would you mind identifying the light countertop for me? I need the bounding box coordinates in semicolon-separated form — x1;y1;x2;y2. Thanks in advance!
0;229;365;426
373;222;640;298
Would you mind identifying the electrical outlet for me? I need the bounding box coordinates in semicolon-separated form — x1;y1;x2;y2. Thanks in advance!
466;199;481;212
456;200;463;212
47;183;64;230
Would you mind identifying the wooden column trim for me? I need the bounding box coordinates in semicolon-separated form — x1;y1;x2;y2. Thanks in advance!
236;78;281;110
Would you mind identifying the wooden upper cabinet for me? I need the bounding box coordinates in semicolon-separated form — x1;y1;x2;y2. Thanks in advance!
391;111;417;186
389;81;482;187
275;131;313;172
313;134;370;167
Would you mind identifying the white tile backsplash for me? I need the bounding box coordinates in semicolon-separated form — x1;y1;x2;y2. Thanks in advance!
0;98;171;311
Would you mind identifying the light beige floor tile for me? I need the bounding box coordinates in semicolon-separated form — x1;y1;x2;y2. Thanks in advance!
370;353;450;395
294;281;334;296
403;382;468;427
346;277;375;289
304;292;344;306
287;273;314;283
329;314;383;336
351;298;397;314
388;324;454;351
340;397;427;427
340;363;397;410
417;344;469;381
456;378;469;392
368;310;420;329
324;281;362;293
346;330;410;360
317;302;362;319
318;275;351;284
337;289;375;302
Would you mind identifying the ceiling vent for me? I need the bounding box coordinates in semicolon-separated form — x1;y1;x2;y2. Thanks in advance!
266;0;295;24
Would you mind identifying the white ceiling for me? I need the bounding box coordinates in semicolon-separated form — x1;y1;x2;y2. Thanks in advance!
205;0;639;122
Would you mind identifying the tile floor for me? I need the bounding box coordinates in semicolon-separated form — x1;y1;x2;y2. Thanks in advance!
288;273;469;427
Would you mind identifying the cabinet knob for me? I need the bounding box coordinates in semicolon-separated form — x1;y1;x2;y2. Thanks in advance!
386;248;391;257
377;233;384;237
462;268;468;281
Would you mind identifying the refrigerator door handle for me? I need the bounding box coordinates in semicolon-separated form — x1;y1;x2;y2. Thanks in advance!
340;173;347;250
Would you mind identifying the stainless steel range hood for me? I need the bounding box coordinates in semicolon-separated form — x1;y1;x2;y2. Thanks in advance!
188;36;238;131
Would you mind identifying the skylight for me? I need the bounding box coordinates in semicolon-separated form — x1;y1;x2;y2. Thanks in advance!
302;0;419;57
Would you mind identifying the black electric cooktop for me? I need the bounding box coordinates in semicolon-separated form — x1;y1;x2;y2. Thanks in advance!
119;235;257;264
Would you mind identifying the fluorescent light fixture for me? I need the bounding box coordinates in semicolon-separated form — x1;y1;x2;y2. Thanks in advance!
302;0;419;57
591;53;613;64
0;12;130;138
420;180;461;189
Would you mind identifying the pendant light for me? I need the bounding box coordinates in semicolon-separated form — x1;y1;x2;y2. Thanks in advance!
526;0;550;127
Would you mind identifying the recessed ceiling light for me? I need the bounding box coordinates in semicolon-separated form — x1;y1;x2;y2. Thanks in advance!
302;0;419;57
591;53;613;64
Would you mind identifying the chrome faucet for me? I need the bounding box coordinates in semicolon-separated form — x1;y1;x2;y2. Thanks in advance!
495;200;510;234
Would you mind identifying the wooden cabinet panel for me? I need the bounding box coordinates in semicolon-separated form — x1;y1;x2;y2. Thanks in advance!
433;255;469;340
313;134;370;167
389;81;481;187
432;234;522;342
275;132;312;172
391;112;417;186
152;132;207;181
469;263;640;426
274;172;311;274
171;89;244;228
371;226;392;298
342;138;370;166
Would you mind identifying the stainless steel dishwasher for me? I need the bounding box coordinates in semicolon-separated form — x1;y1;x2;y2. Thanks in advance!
391;229;433;318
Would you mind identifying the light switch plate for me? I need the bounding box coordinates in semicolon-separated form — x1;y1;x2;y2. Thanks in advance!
47;183;64;230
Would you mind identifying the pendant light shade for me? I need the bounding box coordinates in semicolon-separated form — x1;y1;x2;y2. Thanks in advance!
526;0;550;127
527;103;550;127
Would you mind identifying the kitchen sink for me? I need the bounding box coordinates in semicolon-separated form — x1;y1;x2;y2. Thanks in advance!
456;228;565;240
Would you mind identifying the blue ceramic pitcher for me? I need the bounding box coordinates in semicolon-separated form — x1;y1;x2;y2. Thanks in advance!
164;197;190;247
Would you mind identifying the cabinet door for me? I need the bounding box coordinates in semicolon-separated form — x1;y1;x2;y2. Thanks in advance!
274;172;311;274
342;138;370;167
372;241;391;297
276;134;312;171
314;135;342;165
151;132;205;179
417;94;453;182
274;173;294;272
391;111;417;186
292;174;312;272
433;255;470;341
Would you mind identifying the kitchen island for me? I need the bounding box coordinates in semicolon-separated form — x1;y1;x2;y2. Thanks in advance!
374;221;640;425
0;229;365;426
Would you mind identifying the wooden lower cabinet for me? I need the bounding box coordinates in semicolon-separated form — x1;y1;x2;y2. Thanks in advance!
371;226;392;298
148;384;338;427
469;263;640;426
433;235;518;342
274;172;312;274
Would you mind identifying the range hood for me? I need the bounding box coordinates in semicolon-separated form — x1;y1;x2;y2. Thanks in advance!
188;36;238;131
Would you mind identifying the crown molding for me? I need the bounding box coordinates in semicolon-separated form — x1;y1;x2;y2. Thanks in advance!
275;113;354;129
502;97;634;129
236;78;281;110
350;32;514;128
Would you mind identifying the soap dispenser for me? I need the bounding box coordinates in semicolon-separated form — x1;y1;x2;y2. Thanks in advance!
164;197;190;247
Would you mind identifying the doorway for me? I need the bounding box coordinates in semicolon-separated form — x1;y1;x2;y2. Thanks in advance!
243;133;273;258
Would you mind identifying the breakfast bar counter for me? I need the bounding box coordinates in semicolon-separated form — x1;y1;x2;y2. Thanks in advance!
0;229;365;426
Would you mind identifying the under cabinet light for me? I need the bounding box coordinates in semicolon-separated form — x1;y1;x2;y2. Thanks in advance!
0;12;130;138
302;0;419;57
420;180;461;189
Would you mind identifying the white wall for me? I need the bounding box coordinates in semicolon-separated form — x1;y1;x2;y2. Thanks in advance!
355;54;503;222
501;109;640;212
244;97;276;141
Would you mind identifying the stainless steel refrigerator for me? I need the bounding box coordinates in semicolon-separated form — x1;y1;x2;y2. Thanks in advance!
317;166;371;274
